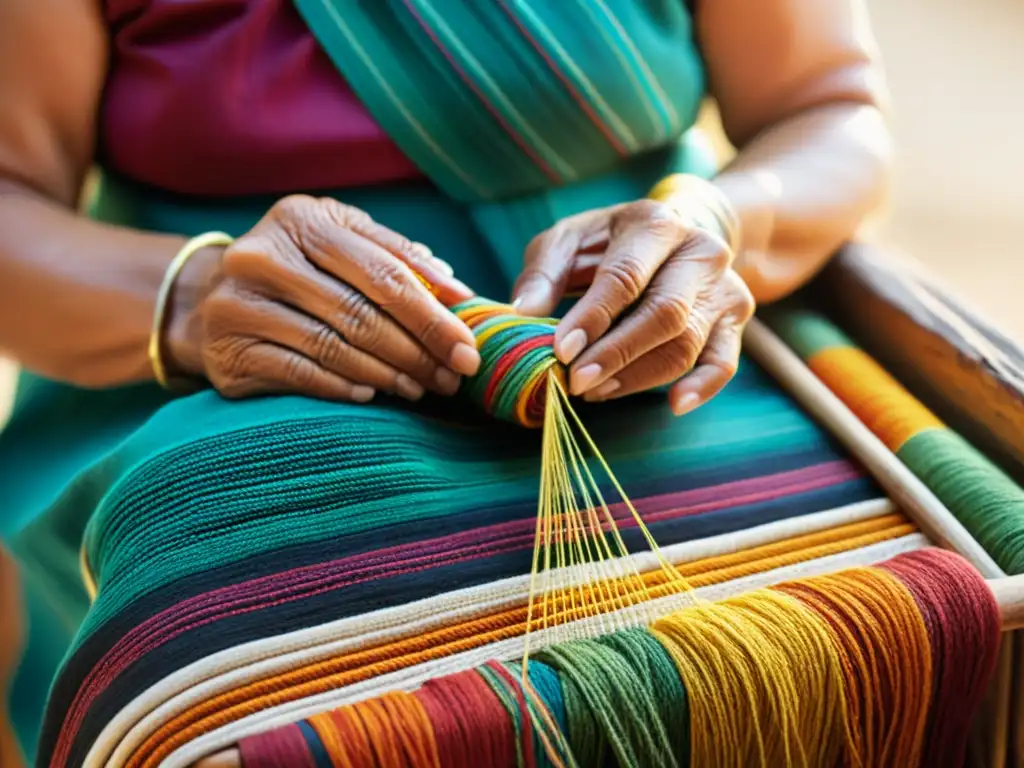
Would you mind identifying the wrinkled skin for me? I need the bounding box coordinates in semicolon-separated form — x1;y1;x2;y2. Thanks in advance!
179;195;478;404
513;198;755;414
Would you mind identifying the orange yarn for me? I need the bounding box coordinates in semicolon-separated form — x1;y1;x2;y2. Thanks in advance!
776;567;933;767
806;348;943;452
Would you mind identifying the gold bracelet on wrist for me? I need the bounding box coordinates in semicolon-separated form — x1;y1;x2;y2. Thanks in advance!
647;174;741;253
149;231;234;390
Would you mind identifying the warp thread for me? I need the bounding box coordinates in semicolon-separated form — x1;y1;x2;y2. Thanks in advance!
238;549;1001;768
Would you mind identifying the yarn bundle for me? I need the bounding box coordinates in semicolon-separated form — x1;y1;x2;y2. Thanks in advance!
768;307;1024;575
238;548;1001;768
451;297;564;429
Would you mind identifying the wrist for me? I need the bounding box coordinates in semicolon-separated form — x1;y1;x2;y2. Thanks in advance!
163;243;226;382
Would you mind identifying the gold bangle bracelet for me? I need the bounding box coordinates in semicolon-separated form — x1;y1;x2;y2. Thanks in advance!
149;231;234;389
647;174;741;253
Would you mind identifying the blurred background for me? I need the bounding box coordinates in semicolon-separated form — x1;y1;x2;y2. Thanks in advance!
865;0;1023;338
0;0;1022;422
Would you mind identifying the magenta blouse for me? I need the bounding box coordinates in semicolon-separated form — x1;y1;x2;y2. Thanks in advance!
100;0;422;196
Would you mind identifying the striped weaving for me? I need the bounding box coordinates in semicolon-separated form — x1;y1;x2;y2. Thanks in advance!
292;0;705;201
9;1;1010;764
39;359;889;768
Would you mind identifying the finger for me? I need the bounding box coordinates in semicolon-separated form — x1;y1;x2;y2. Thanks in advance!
564;252;604;297
321;200;470;305
512;208;614;316
568;231;728;395
554;200;692;365
297;225;481;376
580;327;708;403
246;265;462;395
234;297;428;401
219;341;377;403
667;318;746;416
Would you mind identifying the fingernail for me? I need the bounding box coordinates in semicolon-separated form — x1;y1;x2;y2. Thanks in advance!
435;367;461;394
352;385;376;403
584;378;620;401
395;374;425;401
557;329;587;364
672;392;700;416
571;363;603;395
513;281;551;316
450;342;481;376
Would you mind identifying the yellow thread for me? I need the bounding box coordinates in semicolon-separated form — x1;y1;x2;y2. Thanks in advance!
653;589;850;767
80;545;98;602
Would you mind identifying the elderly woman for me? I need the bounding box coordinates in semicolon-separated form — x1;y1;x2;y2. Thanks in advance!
0;0;890;763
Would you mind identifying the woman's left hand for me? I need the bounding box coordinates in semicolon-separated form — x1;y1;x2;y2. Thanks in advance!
512;197;755;416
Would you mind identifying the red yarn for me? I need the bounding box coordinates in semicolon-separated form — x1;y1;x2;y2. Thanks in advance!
485;661;538;768
237;723;315;768
881;549;1002;768
482;335;552;414
416;669;517;767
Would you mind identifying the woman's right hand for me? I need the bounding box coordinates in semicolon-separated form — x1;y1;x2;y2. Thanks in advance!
165;195;481;403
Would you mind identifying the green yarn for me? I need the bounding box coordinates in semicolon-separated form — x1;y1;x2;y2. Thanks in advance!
554;665;606;766
761;306;854;359
766;303;1024;576
538;637;682;768
599;628;690;767
898;429;1024;574
477;664;529;766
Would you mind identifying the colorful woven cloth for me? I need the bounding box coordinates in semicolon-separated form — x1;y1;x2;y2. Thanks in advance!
236;548;1000;768
4;2;1016;761
40;350;887;767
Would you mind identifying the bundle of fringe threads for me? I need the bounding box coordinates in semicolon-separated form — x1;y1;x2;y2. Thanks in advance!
233;295;1003;768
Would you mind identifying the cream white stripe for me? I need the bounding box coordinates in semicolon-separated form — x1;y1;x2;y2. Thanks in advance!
162;534;928;768
90;499;894;767
310;0;489;197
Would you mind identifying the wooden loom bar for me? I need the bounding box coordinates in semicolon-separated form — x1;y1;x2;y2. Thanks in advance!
743;318;1005;579
992;576;1024;631
812;243;1024;482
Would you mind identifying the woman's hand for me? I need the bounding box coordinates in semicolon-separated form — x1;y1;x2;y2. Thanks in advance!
166;195;481;403
512;194;755;416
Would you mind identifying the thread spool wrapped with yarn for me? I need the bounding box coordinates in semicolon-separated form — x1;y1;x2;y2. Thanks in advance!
452;298;567;428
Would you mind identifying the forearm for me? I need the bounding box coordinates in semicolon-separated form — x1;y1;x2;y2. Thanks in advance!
713;104;892;305
0;179;210;387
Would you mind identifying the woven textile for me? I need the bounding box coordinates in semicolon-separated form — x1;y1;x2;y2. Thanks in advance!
40;348;885;767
